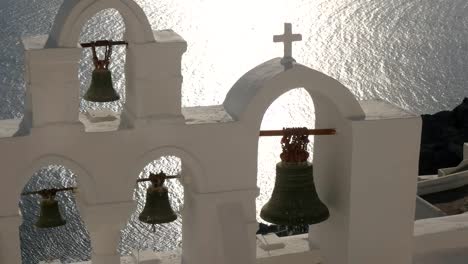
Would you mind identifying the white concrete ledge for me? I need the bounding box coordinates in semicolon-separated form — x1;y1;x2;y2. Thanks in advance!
68;234;322;264
182;105;234;124
0;119;22;138
438;159;468;176
464;143;468;160
256;234;322;264
22;35;48;50
39;260;62;264
257;234;286;251
414;213;468;255
79;110;121;133
359;99;417;120
0;105;236;137
417;160;468;195
418;173;468;195
73;256;135;264
415;196;446;220
131;249;181;264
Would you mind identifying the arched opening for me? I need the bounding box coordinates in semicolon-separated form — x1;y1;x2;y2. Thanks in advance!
19;165;90;264
78;8;126;131
257;87;315;229
224;60;366;264
121;156;184;261
256;88;315;237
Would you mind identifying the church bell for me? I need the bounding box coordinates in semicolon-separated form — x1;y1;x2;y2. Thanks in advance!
260;162;329;225
138;172;178;225
35;196;66;228
83;41;120;102
84;68;120;102
21;187;76;229
260;127;330;226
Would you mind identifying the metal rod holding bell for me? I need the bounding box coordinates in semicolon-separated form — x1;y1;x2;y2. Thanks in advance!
137;172;181;226
259;128;336;137
21;187;77;228
80;40;128;48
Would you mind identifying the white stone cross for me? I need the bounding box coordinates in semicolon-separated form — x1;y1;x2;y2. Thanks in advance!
273;23;302;69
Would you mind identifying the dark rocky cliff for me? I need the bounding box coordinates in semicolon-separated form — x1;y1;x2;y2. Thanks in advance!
420;98;468;175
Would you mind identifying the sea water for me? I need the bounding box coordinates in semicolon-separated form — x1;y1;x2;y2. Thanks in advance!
0;0;467;263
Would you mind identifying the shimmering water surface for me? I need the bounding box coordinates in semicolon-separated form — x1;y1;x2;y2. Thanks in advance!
0;0;467;263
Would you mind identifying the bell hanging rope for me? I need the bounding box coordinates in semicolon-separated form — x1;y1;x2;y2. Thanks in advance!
260;127;330;226
137;172;180;228
80;40;127;102
22;187;77;228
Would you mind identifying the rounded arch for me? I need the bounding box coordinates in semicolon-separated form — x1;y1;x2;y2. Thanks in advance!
223;59;365;253
129;146;205;194
18;154;97;204
256;87;316;222
223;58;365;127
46;0;154;48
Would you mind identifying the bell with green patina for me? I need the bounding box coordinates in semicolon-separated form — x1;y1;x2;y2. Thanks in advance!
139;185;177;225
260;161;330;226
35;197;66;228
83;68;120;102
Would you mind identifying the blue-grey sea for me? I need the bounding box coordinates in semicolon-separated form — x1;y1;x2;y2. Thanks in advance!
0;0;467;263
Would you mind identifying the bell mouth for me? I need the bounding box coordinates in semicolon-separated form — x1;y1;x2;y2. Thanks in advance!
260;161;330;225
83;68;120;102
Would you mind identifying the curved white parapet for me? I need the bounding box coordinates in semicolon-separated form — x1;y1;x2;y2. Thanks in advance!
46;0;154;48
223;58;365;123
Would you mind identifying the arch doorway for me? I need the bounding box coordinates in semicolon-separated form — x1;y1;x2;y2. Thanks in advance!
121;156;184;258
257;88;315;237
19;165;90;264
78;8;127;130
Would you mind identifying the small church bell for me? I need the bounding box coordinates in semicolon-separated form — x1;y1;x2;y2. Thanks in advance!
83;41;120;102
36;196;66;228
22;187;76;228
138;172;179;225
260;128;330;226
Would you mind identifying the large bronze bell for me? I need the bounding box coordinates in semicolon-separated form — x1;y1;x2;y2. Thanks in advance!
83;68;120;102
260;162;329;225
138;173;177;225
36;196;66;228
83;41;120;102
260;127;330;226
